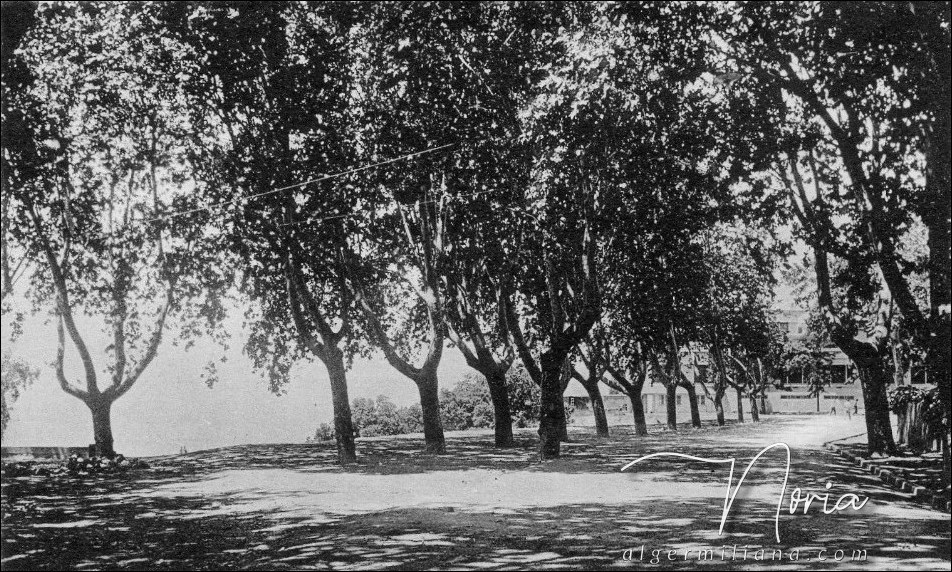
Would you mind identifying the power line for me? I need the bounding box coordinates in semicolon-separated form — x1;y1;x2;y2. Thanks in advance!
140;142;457;227
277;187;500;230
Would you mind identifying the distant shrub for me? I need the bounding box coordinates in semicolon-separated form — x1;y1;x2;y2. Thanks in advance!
507;366;543;428
439;375;494;431
2;353;38;431
305;422;335;443
351;395;423;437
308;366;568;439
439;366;566;430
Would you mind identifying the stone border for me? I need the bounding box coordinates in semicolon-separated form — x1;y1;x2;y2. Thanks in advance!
823;434;951;513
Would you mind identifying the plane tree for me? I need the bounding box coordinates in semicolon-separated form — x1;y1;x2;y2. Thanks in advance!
421;3;562;449
713;1;949;456
341;2;555;453
571;337;610;438
162;1;369;463
696;226;784;425
1;2;37;303
6;2;228;457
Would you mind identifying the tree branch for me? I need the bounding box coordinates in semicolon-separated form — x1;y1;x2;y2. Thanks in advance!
106;286;174;401
55;310;88;402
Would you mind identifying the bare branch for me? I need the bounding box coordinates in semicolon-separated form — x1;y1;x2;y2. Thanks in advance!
55;310;88;402
106;286;174;401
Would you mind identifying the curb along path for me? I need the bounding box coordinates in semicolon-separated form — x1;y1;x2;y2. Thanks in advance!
824;433;951;513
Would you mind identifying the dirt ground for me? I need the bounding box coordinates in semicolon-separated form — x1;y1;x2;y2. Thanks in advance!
2;415;950;570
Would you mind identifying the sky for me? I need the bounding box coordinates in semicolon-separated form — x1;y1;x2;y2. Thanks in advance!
1;298;488;457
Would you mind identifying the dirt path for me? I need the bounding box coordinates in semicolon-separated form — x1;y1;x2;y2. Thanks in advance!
2;415;949;569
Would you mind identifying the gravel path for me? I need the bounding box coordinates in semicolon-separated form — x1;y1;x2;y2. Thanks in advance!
2;415;949;570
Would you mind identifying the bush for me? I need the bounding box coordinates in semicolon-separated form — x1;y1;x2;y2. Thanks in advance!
438;366;566;430
921;388;948;441
305;422;335;443
507;366;543;428
350;395;423;437
888;385;925;413
439;375;494;431
889;385;947;453
308;367;562;439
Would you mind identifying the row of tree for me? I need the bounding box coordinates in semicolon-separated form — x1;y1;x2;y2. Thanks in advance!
2;3;948;468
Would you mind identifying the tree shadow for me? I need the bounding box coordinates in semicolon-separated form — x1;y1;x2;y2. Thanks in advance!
2;416;949;569
3;495;948;570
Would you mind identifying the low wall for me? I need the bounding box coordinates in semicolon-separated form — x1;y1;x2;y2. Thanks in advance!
769;389;862;414
1;446;90;462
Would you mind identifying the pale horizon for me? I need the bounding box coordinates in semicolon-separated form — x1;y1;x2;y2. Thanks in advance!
1;297;476;457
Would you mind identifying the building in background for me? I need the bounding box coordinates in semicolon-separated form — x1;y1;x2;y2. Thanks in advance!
565;300;934;425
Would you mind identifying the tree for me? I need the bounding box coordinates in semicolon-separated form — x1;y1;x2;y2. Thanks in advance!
696;225;784;425
573;338;610;438
647;327;704;430
599;338;650;436
1;2;37;302
343;3;490;455
6;2;228;457
515;2;761;448
167;2;365;464
507;2;730;457
444;274;518;446
1;352;37;432
714;1;949;457
436;2;577;450
343;2;561;454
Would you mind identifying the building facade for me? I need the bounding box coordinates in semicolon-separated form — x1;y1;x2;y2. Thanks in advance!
565;304;932;425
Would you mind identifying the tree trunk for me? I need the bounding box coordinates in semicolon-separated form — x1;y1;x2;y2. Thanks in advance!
714;388;726;426
906;401;927;454
896;407;908;446
665;384;677;430
558;365;570;442
735;387;745;423
630;392;648;436
581;379;609;437
485;370;515;448
558;400;569;442
324;348;357;464
941;433;951;489
854;358;897;456
924;92;951;486
749;394;760;422
416;373;446;454
89;398;115;458
683;383;702;428
891;334;906;386
538;352;564;459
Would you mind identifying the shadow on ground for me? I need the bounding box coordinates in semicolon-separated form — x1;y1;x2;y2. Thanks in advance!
2;416;949;570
